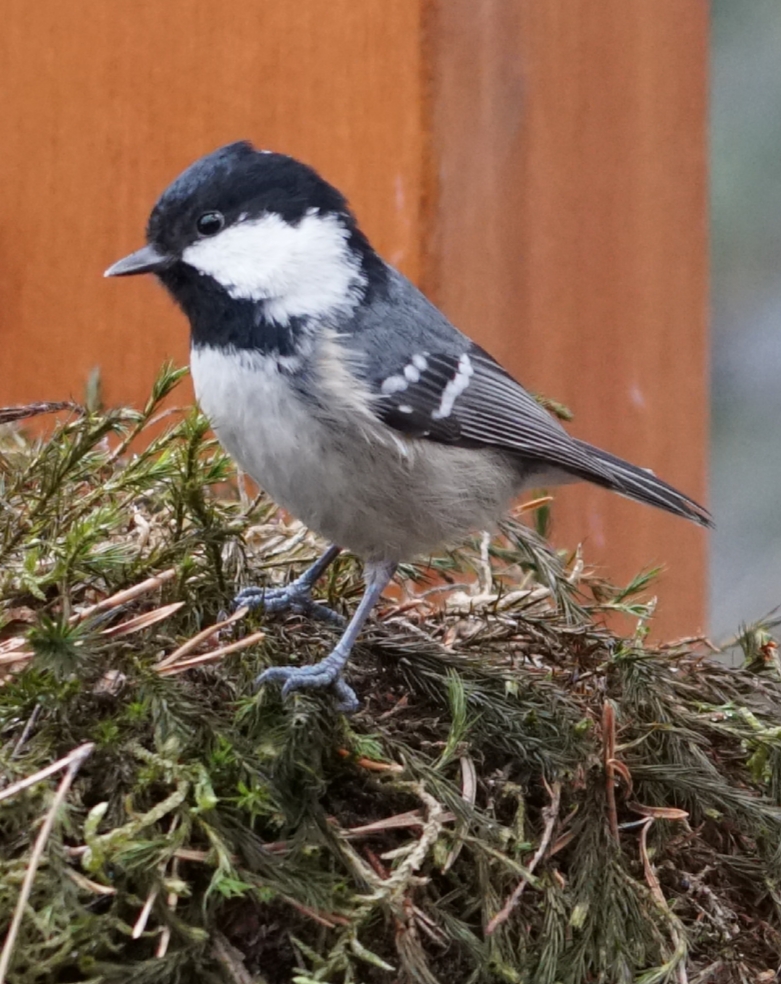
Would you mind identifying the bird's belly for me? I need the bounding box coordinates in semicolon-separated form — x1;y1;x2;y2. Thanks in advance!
190;346;518;563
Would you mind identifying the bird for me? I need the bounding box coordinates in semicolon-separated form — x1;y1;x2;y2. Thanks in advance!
105;140;712;711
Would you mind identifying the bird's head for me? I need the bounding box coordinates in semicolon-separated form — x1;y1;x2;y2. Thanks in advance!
105;142;382;333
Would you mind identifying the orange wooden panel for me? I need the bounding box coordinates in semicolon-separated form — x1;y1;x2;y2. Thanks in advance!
0;0;709;638
0;0;424;408
426;0;709;637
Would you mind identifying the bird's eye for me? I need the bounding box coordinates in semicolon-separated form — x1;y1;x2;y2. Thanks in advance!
196;211;225;237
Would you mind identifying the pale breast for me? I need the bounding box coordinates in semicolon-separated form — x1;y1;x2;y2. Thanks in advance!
190;345;328;515
189;344;520;563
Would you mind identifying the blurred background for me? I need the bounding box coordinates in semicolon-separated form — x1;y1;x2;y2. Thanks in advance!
711;1;781;638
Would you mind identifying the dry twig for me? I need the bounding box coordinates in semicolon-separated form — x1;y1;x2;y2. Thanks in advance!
156;606;249;668
157;631;266;675
0;743;94;982
486;780;562;934
603;701;620;843
69;569;177;624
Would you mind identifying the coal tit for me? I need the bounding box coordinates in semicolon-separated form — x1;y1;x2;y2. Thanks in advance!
106;141;712;711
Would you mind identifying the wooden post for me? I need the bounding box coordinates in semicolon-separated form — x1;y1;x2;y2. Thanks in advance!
425;0;709;637
0;0;708;637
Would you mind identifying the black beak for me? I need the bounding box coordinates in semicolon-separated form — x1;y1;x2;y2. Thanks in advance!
104;244;174;278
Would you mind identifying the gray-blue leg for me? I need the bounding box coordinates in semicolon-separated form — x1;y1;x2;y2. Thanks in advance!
256;560;396;712
234;544;343;625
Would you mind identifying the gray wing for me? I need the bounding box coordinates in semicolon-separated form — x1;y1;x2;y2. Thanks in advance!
370;341;616;482
343;269;711;526
344;267;601;473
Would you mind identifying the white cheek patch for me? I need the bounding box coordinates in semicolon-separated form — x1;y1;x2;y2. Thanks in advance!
182;211;366;323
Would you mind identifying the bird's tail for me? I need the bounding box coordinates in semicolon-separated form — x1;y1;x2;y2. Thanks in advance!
572;440;713;528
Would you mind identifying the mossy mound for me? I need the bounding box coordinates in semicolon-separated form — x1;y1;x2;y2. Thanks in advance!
1;367;779;984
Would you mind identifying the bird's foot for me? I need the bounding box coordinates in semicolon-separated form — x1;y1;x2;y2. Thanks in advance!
233;581;344;626
256;648;358;713
251;555;394;714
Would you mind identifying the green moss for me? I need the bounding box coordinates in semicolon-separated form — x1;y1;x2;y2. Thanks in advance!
0;366;779;982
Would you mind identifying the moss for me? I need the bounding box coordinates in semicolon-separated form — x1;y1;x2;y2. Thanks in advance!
0;366;779;982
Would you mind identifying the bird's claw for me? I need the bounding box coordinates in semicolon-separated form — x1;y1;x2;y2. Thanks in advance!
233;584;344;626
256;653;359;713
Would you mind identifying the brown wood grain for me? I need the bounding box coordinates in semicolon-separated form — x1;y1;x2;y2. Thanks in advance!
426;0;709;637
0;0;425;408
0;0;709;637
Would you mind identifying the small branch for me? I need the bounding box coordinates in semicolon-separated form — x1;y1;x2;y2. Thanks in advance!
69;569;177;624
639;820;689;984
66;869;116;896
100;601;185;638
64;809;458;867
515;494;555;514
343;782;446;906
0;742;95;804
0;401;81;424
133;815;180;952
486;780;562;935
339;809;455;839
0;642;34;668
603;701;620;843
212;932;266;984
0;742;94;983
156;606;248;669
11;705;41;758
0;638;28;656
155;855;180;958
442;755;477;874
131;887;159;939
157;631;265;675
335;748;404;773
639;819;666;908
279;895;350;929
